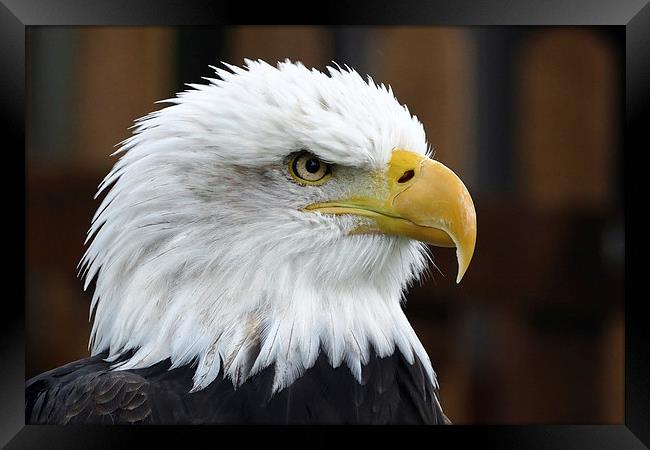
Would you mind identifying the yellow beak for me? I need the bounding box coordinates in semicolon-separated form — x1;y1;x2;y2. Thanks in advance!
304;150;477;283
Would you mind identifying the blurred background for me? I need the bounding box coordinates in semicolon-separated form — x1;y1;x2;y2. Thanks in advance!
26;26;624;424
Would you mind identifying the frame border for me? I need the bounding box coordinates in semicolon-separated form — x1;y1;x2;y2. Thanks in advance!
3;0;648;447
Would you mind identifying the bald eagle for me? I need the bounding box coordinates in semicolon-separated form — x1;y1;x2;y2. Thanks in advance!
26;60;476;425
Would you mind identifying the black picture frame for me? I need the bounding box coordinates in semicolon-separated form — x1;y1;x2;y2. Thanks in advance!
3;0;648;448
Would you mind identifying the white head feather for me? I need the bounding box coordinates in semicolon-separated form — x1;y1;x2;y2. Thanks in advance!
80;59;437;393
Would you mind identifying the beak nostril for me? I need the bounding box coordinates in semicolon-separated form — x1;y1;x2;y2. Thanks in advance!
397;169;415;184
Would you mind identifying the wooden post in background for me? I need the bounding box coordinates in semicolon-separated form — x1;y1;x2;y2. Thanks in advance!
73;27;176;172
517;29;616;213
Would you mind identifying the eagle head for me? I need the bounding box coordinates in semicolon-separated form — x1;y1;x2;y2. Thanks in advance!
80;59;476;393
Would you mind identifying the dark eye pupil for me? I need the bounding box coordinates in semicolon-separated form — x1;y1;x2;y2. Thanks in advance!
305;158;320;173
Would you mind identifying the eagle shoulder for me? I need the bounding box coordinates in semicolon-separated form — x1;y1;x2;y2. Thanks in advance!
26;349;447;424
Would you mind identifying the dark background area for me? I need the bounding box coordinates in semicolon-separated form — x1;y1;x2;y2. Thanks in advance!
25;26;624;424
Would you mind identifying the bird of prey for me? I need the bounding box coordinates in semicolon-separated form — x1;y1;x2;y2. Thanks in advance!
26;60;476;425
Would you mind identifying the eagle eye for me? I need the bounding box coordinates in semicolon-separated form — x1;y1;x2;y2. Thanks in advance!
289;151;332;185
